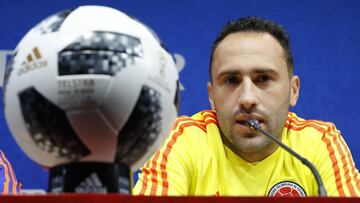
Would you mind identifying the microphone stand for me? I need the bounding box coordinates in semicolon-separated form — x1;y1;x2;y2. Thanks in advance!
245;119;327;197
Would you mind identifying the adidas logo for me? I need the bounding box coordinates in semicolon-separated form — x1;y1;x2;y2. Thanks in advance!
17;47;48;76
75;172;107;193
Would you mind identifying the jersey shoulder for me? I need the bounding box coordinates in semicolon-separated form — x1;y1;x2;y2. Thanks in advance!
284;112;342;162
171;110;219;137
285;112;338;139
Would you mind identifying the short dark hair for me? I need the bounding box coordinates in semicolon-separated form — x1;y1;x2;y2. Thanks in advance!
209;16;294;81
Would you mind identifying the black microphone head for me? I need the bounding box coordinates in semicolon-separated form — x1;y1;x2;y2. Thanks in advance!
245;119;261;130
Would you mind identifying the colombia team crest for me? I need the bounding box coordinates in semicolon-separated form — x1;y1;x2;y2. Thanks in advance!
268;181;306;197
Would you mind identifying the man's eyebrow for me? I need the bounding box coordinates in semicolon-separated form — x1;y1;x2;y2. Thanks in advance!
215;68;281;82
253;68;279;76
217;68;279;76
216;70;240;80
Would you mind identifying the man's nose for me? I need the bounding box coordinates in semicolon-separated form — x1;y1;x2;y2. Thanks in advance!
237;78;258;113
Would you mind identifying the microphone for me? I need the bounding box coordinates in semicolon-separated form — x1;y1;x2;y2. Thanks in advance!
245;119;327;197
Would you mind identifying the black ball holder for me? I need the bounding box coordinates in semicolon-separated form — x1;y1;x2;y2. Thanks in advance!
48;162;131;194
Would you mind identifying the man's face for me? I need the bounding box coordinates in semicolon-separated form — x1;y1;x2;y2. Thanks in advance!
208;32;299;161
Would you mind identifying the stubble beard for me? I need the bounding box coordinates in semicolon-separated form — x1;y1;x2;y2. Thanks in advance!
219;109;289;159
230;131;274;154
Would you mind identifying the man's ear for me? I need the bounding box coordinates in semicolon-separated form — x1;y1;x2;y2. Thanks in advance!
207;82;215;110
290;75;300;107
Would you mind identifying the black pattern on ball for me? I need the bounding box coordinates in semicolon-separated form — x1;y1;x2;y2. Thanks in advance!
34;9;73;35
18;87;91;160
58;31;143;76
116;85;162;165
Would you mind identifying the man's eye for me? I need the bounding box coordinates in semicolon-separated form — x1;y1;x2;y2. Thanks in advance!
224;77;239;85
256;75;271;83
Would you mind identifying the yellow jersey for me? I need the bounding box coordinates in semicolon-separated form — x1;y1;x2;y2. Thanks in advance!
0;150;21;194
133;110;360;196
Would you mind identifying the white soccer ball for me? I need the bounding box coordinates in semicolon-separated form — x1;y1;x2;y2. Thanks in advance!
3;5;179;171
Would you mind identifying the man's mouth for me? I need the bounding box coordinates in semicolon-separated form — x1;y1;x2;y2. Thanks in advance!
237;120;248;125
235;115;264;128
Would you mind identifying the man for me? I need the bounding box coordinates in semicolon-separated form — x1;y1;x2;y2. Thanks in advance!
0;150;21;194
133;17;360;196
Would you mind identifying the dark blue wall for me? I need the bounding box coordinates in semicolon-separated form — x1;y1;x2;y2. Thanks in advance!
0;0;360;190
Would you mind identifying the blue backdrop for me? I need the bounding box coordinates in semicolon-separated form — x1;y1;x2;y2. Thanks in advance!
0;0;359;190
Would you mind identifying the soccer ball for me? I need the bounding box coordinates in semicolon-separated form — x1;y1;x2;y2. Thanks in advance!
3;5;179;171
